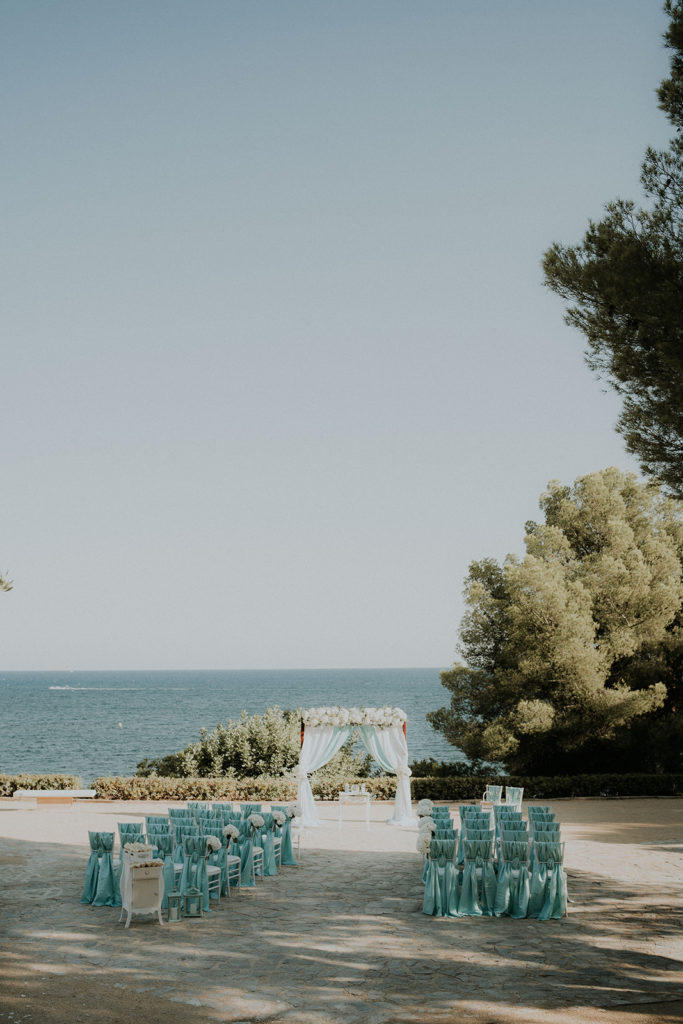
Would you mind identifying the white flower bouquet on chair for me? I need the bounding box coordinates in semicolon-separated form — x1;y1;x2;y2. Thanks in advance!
223;824;240;842
272;811;286;828
416;833;431;856
248;813;265;834
205;835;222;854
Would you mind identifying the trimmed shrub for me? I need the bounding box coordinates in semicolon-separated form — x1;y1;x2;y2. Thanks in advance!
0;773;82;798
90;772;683;801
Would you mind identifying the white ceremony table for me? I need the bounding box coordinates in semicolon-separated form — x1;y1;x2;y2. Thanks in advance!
337;791;374;831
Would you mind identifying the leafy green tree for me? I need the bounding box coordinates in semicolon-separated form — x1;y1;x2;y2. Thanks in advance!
429;468;682;773
543;1;683;496
136;705;372;782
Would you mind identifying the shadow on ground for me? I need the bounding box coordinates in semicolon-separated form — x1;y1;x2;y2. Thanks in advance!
0;836;682;1024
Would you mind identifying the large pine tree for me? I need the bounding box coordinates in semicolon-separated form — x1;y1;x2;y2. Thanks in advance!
429;469;682;774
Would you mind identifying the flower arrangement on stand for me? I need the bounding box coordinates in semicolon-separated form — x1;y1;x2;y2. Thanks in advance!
417;799;434;817
418;816;436;834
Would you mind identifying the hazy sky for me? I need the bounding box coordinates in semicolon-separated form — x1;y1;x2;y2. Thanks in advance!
1;1;672;671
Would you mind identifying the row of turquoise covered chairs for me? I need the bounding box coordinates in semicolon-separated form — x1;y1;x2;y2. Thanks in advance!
422;835;566;920
420;804;566;919
84;804;298;913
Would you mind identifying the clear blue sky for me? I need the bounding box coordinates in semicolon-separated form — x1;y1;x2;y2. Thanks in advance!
0;0;672;670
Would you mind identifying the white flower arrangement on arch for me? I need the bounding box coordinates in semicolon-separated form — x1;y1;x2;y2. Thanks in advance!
302;706;407;729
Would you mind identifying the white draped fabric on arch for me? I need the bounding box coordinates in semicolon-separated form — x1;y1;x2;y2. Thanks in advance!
296;706;417;827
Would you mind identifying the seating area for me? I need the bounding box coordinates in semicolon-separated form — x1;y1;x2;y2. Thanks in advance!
417;788;567;920
80;800;300;923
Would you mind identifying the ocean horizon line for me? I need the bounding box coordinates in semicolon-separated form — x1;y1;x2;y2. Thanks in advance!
1;665;448;675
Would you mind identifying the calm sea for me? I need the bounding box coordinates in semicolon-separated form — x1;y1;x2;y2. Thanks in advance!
1;668;463;784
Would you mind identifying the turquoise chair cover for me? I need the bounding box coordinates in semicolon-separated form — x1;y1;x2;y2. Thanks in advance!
423;839;459;917
529;824;561;871
528;841;566;919
92;832;121;907
458;804;477;817
500;829;529;849
145;816;171;834
212;802;233;812
434;828;457;840
241;803;262;818
178;835;210;913
458;824;492;862
459;838;496;917
494;807;522;838
533;821;560;836
238;836;256;887
258;814;278;876
529;811;555;823
528;805;551;817
169;807;192;817
118;822;143;842
149;833;176;909
494;840;530;918
271;806;298;866
173;823;200;862
81;831;102;904
465;828;493;841
116;823;144;881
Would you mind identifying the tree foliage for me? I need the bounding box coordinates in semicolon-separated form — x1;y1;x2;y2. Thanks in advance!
543;1;683;496
136;705;372;783
429;468;683;773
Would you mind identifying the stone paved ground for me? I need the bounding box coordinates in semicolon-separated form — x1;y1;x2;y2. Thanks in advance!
0;798;682;1024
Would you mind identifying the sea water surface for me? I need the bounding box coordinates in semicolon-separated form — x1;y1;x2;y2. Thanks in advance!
1;668;462;784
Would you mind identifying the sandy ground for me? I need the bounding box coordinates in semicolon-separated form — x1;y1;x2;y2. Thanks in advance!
0;797;681;1024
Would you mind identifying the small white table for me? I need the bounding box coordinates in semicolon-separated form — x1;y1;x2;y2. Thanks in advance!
337;791;373;831
119;851;164;928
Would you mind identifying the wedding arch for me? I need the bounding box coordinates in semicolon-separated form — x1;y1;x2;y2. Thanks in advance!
295;706;417;827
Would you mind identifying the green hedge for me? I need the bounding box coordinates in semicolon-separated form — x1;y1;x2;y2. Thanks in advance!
2;771;678;801
89;772;683;801
0;773;82;798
